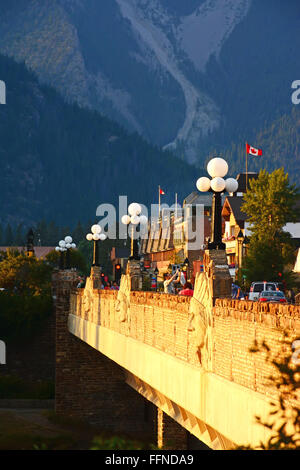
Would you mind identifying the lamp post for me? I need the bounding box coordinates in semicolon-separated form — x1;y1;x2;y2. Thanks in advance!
86;224;107;267
183;257;189;280
55;236;76;270
26;229;35;257
65;236;76;269
55;244;66;270
121;203;148;261
237;230;244;270
196;157;238;250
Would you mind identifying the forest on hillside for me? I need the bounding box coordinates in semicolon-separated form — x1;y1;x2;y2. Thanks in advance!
0;54;197;227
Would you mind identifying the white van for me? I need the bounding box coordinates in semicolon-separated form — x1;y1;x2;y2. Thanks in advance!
248;282;277;301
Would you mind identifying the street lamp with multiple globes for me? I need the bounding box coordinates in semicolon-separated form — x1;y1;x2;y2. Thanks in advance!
121;203;148;260
196;157;238;250
86;224;107;267
55;236;76;269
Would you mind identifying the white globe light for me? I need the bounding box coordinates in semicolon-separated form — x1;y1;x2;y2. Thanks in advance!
130;215;140;225
211;177;226;193
99;233;107;241
121;214;131;225
225;178;238;193
139;215;148;225
59;240;66;248
196;176;211;192
93;233;100;241
128;202;142;216
66;243;71;249
86;233;93;241
207;158;228;178
71;243;76;249
65;235;72;244
55;246;60;252
91;224;101;234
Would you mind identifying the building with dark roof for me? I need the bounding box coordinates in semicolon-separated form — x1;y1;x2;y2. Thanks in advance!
140;192;212;282
110;246;130;280
0;246;55;259
234;172;258;195
221;196;249;271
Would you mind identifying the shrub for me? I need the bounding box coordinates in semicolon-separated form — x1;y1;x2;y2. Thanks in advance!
0;291;52;343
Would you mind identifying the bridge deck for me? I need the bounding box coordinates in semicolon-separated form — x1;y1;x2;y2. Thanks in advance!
68;288;300;449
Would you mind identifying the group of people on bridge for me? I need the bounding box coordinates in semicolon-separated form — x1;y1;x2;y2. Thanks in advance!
77;276;119;291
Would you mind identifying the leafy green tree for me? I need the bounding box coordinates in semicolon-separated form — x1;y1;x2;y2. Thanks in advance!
0;251;53;342
0;250;52;294
0;223;3;245
241;168;300;287
0;291;52;343
254;336;300;450
242;168;299;238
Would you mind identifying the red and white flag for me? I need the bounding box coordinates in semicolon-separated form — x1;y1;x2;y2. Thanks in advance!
246;142;262;156
159;188;165;195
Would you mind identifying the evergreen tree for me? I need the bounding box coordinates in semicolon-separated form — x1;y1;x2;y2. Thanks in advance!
241;168;300;287
15;223;24;246
46;221;60;245
72;222;85;245
4;224;14;246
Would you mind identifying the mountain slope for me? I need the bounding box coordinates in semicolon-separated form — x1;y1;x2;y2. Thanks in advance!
0;0;275;164
0;0;299;168
222;106;300;182
0;54;198;226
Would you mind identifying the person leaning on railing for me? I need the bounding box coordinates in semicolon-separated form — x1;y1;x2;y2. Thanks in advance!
164;269;181;294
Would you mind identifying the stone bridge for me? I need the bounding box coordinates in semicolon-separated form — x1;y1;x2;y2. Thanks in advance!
54;252;300;450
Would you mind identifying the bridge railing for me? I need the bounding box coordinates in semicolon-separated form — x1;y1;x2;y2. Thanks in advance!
70;289;202;366
70;287;300;401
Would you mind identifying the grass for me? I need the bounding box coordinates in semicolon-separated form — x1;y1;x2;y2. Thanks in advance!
0;375;54;399
0;409;156;450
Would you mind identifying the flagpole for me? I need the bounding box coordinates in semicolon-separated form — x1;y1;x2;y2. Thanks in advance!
245;143;248;191
175;193;178;219
158;185;161;218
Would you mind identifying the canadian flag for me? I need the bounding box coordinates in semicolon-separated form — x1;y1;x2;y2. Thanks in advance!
159;188;165;195
246;143;262;156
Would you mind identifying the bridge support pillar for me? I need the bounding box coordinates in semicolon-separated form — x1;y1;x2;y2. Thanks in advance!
54;270;155;441
90;265;102;289
157;409;188;450
126;259;143;290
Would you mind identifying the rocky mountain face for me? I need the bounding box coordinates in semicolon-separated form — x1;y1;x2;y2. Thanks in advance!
1;0;299;166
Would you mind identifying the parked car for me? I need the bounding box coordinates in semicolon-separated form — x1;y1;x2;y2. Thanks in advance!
258;290;287;303
248;282;277;301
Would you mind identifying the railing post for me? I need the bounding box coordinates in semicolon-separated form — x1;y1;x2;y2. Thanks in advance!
157;409;188;450
126;259;143;291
